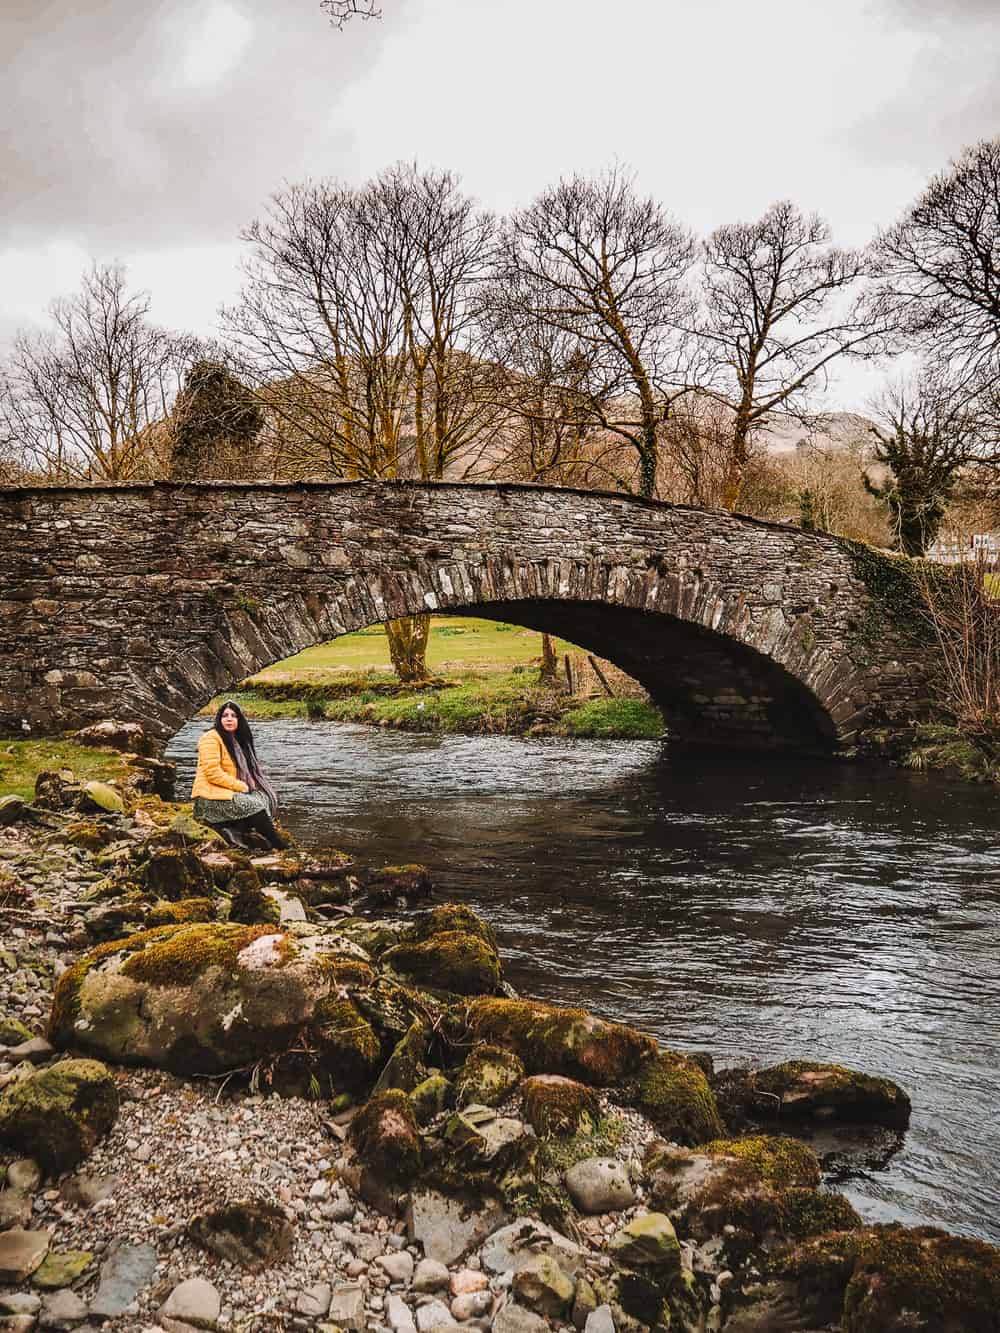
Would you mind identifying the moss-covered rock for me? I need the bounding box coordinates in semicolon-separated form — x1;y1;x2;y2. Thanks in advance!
188;1199;294;1271
405;903;497;950
374;1020;431;1095
521;1074;599;1137
766;1224;1000;1333
145;897;216;927
646;1135;858;1249
454;1045;525;1108
312;997;383;1094
629;1049;725;1144
842;1226;1000;1332
48;923;322;1075
0;1058;118;1173
138;848;214;902
609;1212;682;1274
349;1090;423;1184
0;1016;33;1047
461;997;656;1087
228;867;280;925
383;931;502;996
65;819;118;853
411;1074;453;1124
443;1104;537;1178
754;1060;911;1129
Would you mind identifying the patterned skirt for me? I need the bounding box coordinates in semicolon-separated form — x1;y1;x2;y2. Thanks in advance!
193;792;268;826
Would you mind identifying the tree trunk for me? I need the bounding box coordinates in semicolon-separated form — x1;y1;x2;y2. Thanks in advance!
385;614;431;682
539;632;558;682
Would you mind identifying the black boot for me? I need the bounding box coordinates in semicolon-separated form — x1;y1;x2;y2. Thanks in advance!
246;810;291;852
216;822;250;851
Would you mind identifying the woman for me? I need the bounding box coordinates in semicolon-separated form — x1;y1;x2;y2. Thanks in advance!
191;701;289;851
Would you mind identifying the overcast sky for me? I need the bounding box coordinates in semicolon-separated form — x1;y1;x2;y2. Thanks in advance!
2;0;998;410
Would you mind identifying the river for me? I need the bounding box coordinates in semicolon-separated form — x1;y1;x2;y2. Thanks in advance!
167;717;1000;1243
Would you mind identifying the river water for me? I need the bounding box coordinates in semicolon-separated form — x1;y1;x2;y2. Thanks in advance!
168;718;1000;1242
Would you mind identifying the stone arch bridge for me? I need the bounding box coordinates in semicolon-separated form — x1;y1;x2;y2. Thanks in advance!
0;481;933;754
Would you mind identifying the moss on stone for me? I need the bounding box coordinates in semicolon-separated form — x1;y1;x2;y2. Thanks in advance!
383;931;502;996
374;1020;431;1095
65;819;117;852
120;922;291;987
138;847;214;902
754;1059;911;1128
405;903;497;950
349;1089;423;1184
454;1044;525;1108
410;1073;453;1124
462;997;656;1087
315;954;376;990
631;1049;725;1144
697;1135;821;1189
228;868;280;925
521;1073;599;1137
146;897;216;927
0;1058;118;1173
842;1226;1000;1333
311;997;383;1093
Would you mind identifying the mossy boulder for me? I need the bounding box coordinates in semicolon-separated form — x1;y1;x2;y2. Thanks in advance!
646;1135;859;1249
138;848;214;902
228;868;280;925
312;997;383;1093
0;1016;33;1047
461;997;656;1087
48;923;327;1075
754;1060;912;1129
349;1090;423;1184
146;897;216;927
454;1045;525;1108
383;931;502;996
843;1227;1000;1332
374;1020;431;1095
629;1049;725;1144
442;1104;537;1177
521;1074;599;1137
609;1211;682;1274
0;1059;118;1173
762;1225;1000;1333
405;903;497;949
65;819;118;853
188;1199;294;1271
411;1074;453;1124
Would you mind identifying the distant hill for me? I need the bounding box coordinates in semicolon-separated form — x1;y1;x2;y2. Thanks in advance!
759;412;876;456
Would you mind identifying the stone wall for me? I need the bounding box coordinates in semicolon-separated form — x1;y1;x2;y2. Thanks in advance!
0;481;937;752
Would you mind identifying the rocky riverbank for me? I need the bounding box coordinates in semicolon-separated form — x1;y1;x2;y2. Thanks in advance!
0;744;997;1333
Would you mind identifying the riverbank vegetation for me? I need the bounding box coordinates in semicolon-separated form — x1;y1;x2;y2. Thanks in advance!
0;739;133;802
208;617;665;740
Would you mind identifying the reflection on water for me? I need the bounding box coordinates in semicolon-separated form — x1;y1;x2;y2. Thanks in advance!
168;718;1000;1241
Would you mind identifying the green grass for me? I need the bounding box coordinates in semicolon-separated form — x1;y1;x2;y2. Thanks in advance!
211;675;664;740
0;739;131;801
559;697;664;739
254;617;576;680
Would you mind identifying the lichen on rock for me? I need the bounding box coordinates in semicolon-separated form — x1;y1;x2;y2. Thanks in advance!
0;1058;118;1173
454;1045;525;1108
460;997;656;1086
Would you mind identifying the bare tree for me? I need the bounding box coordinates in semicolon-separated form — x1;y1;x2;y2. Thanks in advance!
497;168;698;499
0;264;195;482
701;201;875;511
864;365;1000;555
871;138;1000;384
227;167;498;679
321;0;381;28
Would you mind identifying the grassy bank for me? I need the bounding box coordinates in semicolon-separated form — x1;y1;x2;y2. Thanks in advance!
203;618;663;739
213;672;664;739
0;739;133;801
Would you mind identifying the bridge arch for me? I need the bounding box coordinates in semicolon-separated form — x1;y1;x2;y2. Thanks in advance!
0;481;933;753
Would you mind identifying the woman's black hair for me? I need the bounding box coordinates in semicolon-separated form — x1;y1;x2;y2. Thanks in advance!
213;700;259;767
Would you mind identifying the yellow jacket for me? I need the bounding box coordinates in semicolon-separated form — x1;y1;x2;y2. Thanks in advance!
190;729;249;801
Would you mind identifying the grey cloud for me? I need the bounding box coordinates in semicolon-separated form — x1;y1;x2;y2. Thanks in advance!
845;2;1000;173
2;0;399;250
